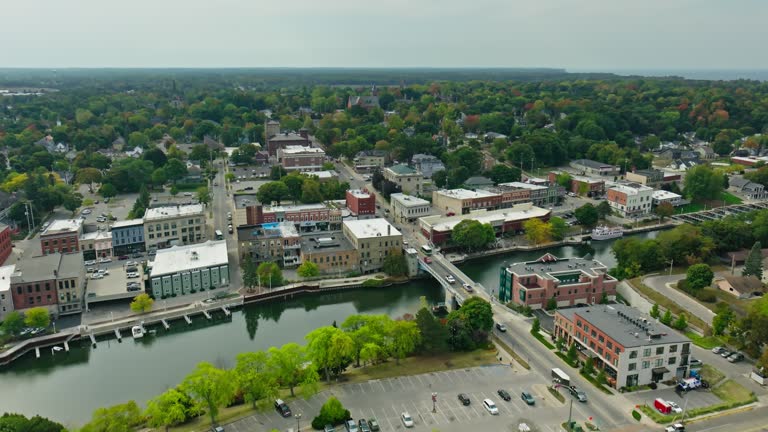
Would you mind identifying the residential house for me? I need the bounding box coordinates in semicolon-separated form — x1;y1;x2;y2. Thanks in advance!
462;176;495;190
729;176;767;200
411;154;445;179
716;276;764;299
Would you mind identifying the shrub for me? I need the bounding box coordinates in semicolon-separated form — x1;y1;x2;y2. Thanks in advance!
632;410;642;421
361;278;384;288
312;397;350;429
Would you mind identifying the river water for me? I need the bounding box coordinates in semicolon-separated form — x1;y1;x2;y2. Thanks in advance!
0;232;657;425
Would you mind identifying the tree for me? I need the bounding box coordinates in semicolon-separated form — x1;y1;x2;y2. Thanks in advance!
0;413;64;432
1;311;25;336
144;388;196;431
170;184;179;197
660;310;673;326
596;200;612;220
531;317;541;334
549;216;569;241
684;165;724;202
281;173;306;201
566;343;578;364
24;307;50;329
81;401;142;432
650;304;660;319
142;147;168;168
241;258;259;292
654;201;674;221
99;182;117;198
297;260;320;278
713;305;734;336
300;178;324;204
451;219;495;250
76;167;102;191
196;186;211;206
672;313;688;331
306;326;355;382
415;307;449;354
257;262;283;287
164;158;188;183
130;293;154;313
234;351;278;409
382;253;408;277
524;218;553;245
270;165;287;180
743;241;764;280
574;204;599;228
257;181;291;205
151;168;167;188
62;192;83;213
311;397;350;430
546;297;558;311
582;358;595;376
181;362;234;426
556;173;572;189
387;320;421;364
685;263;714;291
485;164;521;184
268;343;318;397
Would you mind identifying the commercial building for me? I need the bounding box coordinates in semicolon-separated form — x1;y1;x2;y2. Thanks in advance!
111;218;145;255
40;219;84;255
606;183;654;217
300;234;359;275
390;193;431;223
354;150;388;171
79;230;113;260
267;131;309;156
243;203;342;233
570;159;620;177
432;188;501;216
411;154;445;179
554;304;692;388
420;203;550;245
342;219;403;273
652;190;684;207
144;204;206;250
626;169;664;187
277;145;326;172
383;164;423;195
149;240;229;298
0;264;15;321
496;182;564;207
346;190;376;217
548;171;605;197
10;253;85;316
0;223;11;265
462;176;495;190
237;222;301;268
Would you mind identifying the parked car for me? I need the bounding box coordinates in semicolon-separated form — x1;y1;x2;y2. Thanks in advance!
96;269;109;275
728;352;744;363
482;399;499;415
400;412;414;428
118;255;129;261
127;272;140;279
689;358;702;367
274;399;291;417
84;260;97;266
665;423;685;432
497;389;511;401
90;274;104;280
367;419;380;432
323;425;335;432
495;323;507;332
344;419;359;432
81;209;91;215
668;400;683;413
423;257;432;264
98;257;112;263
358;419;371;432
521;391;535;405
458;393;470;405
86;267;96;273
211;426;224;432
720;350;732;358
711;346;726;354
126;260;138;266
96;217;106;223
184;192;193;197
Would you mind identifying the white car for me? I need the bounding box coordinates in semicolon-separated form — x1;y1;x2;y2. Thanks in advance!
445;275;456;284
90;274;104;280
98;257;112;263
400;412;414;428
81;209;91;215
482;399;499;415
127;272;140;279
84;260;97;266
184;192;193;197
668;401;683;413
96;217;106;223
126;260;138;267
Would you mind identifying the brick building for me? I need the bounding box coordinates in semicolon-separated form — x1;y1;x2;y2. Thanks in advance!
498;253;617;309
342;219;403;273
267;131;309;156
40;219;84;255
606;182;654;217
244;203;342;233
10;253;85;316
570;159;620;177
0;223;12;265
346;189;376;217
390;193;431;223
278;145;326;172
300;234;359;275
432;188;501;216
548;171;605;197
237;222;302;268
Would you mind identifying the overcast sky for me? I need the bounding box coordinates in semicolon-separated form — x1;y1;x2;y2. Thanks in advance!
1;0;765;69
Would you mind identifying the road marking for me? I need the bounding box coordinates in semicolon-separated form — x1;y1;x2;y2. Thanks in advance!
407;375;418;388
414;373;426;386
440;370;456;384
376;379;387;392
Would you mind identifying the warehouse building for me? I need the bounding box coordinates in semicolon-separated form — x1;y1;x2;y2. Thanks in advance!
149;241;229;298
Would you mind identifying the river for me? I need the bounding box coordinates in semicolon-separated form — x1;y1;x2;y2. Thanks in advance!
0;231;658;425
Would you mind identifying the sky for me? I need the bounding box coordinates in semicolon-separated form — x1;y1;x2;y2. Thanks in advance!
1;0;766;69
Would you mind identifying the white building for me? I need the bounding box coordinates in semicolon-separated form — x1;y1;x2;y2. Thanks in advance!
652;190;683;207
144;204;206;250
383;165;423;195
149;241;229;298
0;264;15;321
390;193;431;223
342;219;403;273
606;183;654;218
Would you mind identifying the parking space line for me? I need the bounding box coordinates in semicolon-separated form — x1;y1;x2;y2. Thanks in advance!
406;375;418;388
376;379;387;393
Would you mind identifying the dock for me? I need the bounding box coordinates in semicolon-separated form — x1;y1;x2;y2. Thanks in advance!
221;306;230;317
89;333;97;346
161;319;170;330
184;315;192;325
35;347;40;358
64;341;70;352
203;309;212;320
114;329;122;341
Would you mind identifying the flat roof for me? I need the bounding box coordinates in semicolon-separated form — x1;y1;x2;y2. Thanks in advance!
386;164;418;175
343;218;401;239
498;182;547;191
270;133;307;142
434;188;498;200
301;233;355;254
144;204;204;221
608;182;654;195
42;219;83;236
348;189;373;199
279;145;324;154
80;230;112;241
268;203;329;213
150;240;229;277
111;218;144;229
573;159;618;169
505;253;610;281
0;264;15;293
557;304;689;348
308;170;337;179
652;190;682;200
237;222;299;240
391;193;430;207
421;203;549;232
11;253;83;283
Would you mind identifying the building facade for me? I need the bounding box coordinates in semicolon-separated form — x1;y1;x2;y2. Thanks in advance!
626;169;664;187
111;218;145;255
390;193;431;223
432;188;501;216
0;223;11;265
149;241;230;298
144;204;206;250
10;253;85;316
383;165;423;195
342;219;403;273
300;234;359;274
277;145;326;172
346;190;376;217
570;159;620;177
652;190;683;207
606;183;654;217
267;131;309;156
411;154;445;179
499;253;618;309
496;182;565;207
554;304;691;388
237;222;301;268
354;150;388;171
79;230;113;260
244;203;342;233
0;264;15;321
40;219;84;255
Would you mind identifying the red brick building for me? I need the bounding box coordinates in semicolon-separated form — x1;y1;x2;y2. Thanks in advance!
267;131;309;156
0;223;12;265
346;189;376;216
10;253;85;315
40;219;83;255
245;203;342;232
548;171;605;197
277;145;326;172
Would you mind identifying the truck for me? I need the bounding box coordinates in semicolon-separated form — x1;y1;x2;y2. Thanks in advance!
677;377;701;392
552;368;570;386
654;398;672;414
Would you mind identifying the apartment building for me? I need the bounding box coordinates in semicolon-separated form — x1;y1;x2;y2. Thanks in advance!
10;253;85;316
237;222;301;268
244;203;341;233
40;219;84;255
390;193;431;223
554;304;691;388
606;183;654;217
149;241;229;298
346;190;376;217
111;218;145;255
144;204;206;250
0;264;15;321
342;219;403;273
0;223;11;265
432;188;501;216
383;165;423;195
300;234;359;275
278;145;326;172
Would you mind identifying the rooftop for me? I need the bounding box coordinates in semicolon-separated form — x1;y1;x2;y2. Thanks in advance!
343;218;402;239
498;182;547;191
80;230;112;241
463;176;494;186
237;222;299;240
308;170;338;180
150;241;229;277
279;145;325;155
41;219;83;236
505;253;610;282
608;182;654;195
390;193;430;207
0;264;15;293
434;188;498;200
11;253;83;283
269;132;308;142
558;304;690;348
421;203;550;232
348;189;373;199
720;275;764;295
652;190;682;200
267;203;329;213
300;233;355;254
386;164;418;176
573;159;619;170
111;218;144;229
144;204;204;221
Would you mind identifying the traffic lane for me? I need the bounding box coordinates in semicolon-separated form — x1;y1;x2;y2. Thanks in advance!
688;405;768;432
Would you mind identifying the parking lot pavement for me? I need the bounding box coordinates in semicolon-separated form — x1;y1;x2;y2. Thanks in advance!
227;365;594;432
532;309;555;333
625;386;722;411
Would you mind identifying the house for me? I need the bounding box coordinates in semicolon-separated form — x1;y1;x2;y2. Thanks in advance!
695;145;716;160
570;159;620;177
354;150;388;171
203;136;224;151
347;95;380;110
125;146;144;158
411;154;445;179
462;176;495;190
729;176;767;200
716;275;764;299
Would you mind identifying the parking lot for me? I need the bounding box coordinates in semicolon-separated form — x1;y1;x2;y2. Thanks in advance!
626;385;722;413
86;259;145;302
227;365;598;432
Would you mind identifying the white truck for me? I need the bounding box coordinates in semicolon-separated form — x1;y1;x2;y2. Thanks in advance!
552;368;570;386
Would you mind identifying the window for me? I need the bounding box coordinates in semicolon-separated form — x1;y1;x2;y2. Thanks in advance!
598;335;604;343
628;363;637;371
591;330;597;337
655;358;663;367
669;345;678;353
668;357;676;365
642;361;650;369
643;348;651;357
629;350;638;359
656;347;664;355
607;341;613;350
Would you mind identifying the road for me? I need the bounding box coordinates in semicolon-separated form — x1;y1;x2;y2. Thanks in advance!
642;274;717;327
688;405;768;432
211;159;241;290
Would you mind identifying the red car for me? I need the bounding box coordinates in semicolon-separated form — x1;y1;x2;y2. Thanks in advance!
117;255;129;260
423;257;432;264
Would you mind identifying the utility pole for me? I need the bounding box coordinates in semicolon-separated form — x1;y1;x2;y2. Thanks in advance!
567;398;573;424
668;259;674;276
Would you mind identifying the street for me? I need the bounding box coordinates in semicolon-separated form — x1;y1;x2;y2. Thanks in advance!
211;159;242;290
642;274;716;327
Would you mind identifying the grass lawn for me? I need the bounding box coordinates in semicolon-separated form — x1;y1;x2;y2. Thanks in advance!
685;331;726;350
343;348;498;383
628;278;710;332
699;364;726;386
493;335;531;369
721;192;743;205
678;202;704;214
713;379;755;404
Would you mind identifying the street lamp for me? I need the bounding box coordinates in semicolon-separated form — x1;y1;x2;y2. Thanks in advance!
295;413;301;431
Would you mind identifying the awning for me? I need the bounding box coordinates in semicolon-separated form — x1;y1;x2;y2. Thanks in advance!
652;367;670;374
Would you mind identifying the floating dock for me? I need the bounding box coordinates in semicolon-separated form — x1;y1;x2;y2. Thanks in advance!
221;306;230;317
64;341;70;352
184;315;192;324
114;329;122;341
161;319;170;330
203;309;212;320
35;347;40;358
89;334;97;346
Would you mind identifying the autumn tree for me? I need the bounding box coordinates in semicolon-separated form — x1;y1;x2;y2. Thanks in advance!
523;218;552;245
130;293;154;313
654;201;675;221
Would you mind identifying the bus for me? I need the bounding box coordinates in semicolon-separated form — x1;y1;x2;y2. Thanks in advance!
215;230;224;240
421;245;433;255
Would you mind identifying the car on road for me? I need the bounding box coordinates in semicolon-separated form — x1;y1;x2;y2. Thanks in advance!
521;391;535;405
127;272;140;279
96;216;106;223
118;255;130;261
664;423;685;432
482;399;499;415
720;350;732;358
211;426;224;432
462;282;473;292
126;260;138;266
567;386;587;402
728;352;744;363
445;275;456;284
90;273;104;280
86;267;96;273
400;412;414;428
712;346;726;354
344;420;359;432
96;269;109;276
668;400;682;413
689;358;702;367
98;257;112;263
323;425;335;432
367;419;380;432
423;257;432;264
184;192;193;197
495;322;507;332
358;419;371;432
81;209;91;215
458;393;471;405
84;260;97;266
497;389;511;401
274;399;291;417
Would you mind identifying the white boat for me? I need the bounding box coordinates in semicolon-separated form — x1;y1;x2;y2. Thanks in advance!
591;225;623;241
131;325;145;339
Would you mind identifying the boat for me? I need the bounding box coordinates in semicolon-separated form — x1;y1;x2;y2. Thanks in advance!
591;225;623;241
131;325;145;339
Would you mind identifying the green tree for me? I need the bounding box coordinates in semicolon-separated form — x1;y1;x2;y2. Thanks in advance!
164;158;188;183
257;262;283;287
596;200;612;220
257;181;291;205
531;317;541;333
684;165;724;202
485;164;521;184
170;184;179;197
99;182;117;198
414;307;449;354
1;311;25;336
300;178;324;204
712;305;734;336
24;307;50;329
241;258;259;292
575;203;599;228
281;173;306;202
144;388;194;431
556;173;572;189
582;359;595;376
566;343;578;364
549;216;569;241
297;260;320;278
270;165;288;180
181;362;234;426
650;304;660;319
76;167;103;191
546;297;558;311
743;241;764;280
382;253;408;277
452;219;495;250
268;343;318;397
686;263;714;291
234;351;278;409
672;313;688;331
130;293;154;313
312;396;350;429
660;310;673;326
62;192;83;214
151;168;167;188
306;326;355;382
387;320;421;365
196;186;212;205
524;218;553;245
654;201;674;221
81;401;142;432
0;413;64;432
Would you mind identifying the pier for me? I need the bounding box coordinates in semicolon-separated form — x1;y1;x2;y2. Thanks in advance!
114;329;122;341
203;309;212;320
221;306;230;317
35;347;40;358
161;319;170;330
64;341;70;352
184;315;192;324
89;334;97;346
